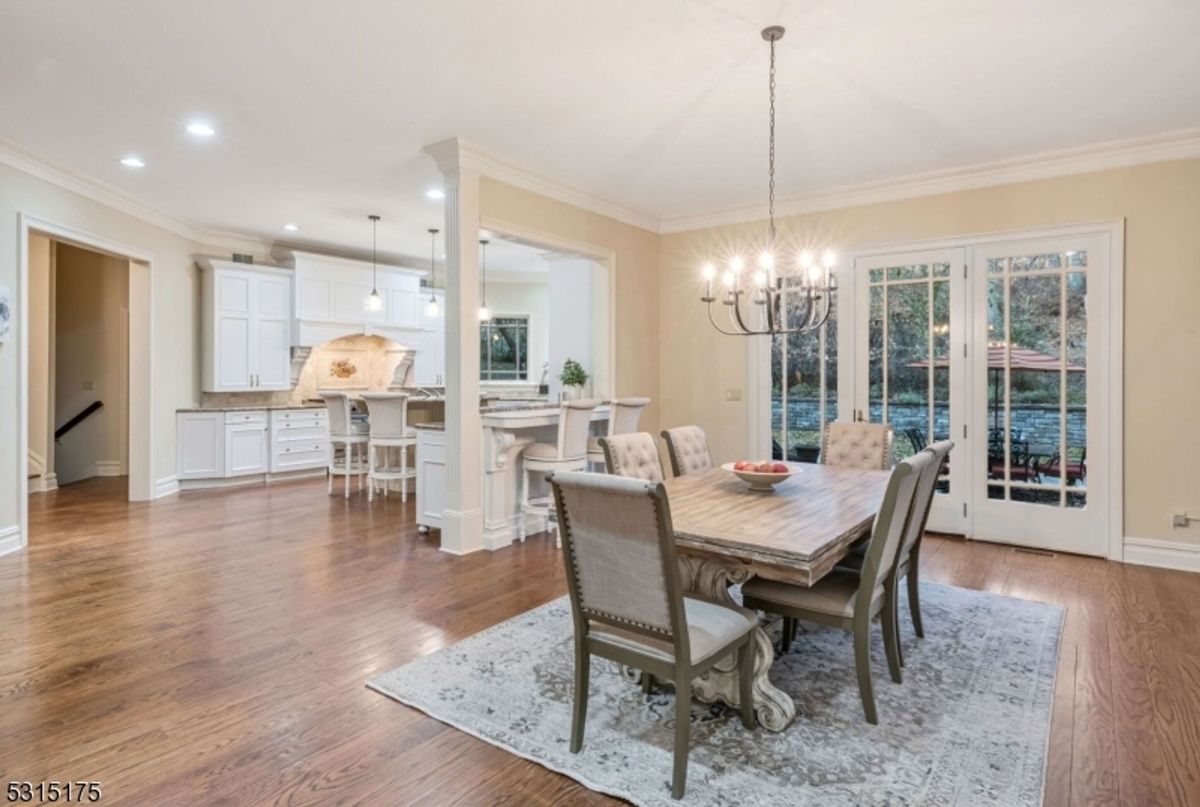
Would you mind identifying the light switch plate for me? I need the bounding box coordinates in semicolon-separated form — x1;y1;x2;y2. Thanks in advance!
1173;513;1190;528
725;389;742;402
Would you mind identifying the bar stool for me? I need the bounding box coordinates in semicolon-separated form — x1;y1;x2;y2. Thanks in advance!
320;391;369;497
586;396;650;470
519;399;600;545
361;393;417;503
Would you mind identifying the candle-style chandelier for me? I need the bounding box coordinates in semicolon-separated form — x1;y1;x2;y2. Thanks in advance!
700;25;837;336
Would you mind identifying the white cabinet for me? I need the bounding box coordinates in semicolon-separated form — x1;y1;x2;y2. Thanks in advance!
413;291;446;386
269;409;329;472
416;428;447;530
223;411;269;476
177;412;225;478
199;260;293;392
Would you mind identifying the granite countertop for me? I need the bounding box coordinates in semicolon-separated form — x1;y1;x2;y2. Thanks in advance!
177;403;325;413
413;422;445;431
480;399;608;414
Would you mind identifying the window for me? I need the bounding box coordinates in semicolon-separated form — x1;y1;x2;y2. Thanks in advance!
480;316;529;381
771;282;838;462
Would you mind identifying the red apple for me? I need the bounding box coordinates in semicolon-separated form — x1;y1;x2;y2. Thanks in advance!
772;462;789;474
733;460;749;471
756;461;775;473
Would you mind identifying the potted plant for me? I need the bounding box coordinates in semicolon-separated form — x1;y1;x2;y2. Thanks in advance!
558;358;589;400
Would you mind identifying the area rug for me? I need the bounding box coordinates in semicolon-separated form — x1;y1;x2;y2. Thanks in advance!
368;583;1063;806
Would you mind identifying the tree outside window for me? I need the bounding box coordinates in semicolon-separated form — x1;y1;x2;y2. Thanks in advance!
481;316;529;381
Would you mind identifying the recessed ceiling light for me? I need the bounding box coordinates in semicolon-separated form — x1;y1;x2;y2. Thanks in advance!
425;188;445;200
283;223;300;232
120;155;145;168
186;121;216;137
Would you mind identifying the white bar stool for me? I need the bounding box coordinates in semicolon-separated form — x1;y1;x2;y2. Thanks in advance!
320;391;369;497
586;396;650;470
519;399;600;545
361;392;417;502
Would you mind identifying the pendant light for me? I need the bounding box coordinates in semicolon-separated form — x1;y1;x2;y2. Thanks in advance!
425;228;441;318
364;214;383;311
478;239;491;322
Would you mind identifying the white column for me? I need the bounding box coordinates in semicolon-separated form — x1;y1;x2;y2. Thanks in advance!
424;138;484;554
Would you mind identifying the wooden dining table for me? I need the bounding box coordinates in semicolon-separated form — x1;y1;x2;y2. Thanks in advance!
659;463;892;732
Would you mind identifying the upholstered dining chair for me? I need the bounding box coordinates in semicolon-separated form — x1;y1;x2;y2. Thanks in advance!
599;433;664;482
820;421;895;470
838;440;954;669
519;399;601;545
319;391;369;497
548;470;757;799
360;393;417;503
586;397;651;469
660;425;713;478
741;450;934;724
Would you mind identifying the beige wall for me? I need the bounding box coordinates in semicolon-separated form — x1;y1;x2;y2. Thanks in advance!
660;158;1200;547
53;244;129;485
26;234;52;481
479;178;661;433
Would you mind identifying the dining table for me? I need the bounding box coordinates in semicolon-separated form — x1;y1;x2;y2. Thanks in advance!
656;462;892;732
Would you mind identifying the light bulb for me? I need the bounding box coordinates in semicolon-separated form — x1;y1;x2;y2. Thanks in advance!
425;297;441;318
806;263;823;285
729;256;744;274
822;250;836;269
721;270;735;288
702;263;716;280
364;289;383;311
759;251;774;270
754;270;769;288
799;251;814;269
478;305;491;322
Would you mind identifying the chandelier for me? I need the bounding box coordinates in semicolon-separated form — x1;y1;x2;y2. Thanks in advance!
700;25;837;336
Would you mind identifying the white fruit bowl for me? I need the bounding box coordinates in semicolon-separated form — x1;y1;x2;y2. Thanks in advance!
721;461;803;492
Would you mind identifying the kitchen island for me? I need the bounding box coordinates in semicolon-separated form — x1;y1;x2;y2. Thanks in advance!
415;402;610;549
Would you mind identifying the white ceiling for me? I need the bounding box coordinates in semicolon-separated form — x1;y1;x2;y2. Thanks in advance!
2;0;1198;262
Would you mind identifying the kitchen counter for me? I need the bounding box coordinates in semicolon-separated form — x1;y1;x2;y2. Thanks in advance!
176;403;325;413
413;422;445;431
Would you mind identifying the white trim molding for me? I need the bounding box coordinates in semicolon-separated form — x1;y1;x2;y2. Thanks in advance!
1123;537;1200;574
0;525;21;557
154;475;181;499
660;127;1200;233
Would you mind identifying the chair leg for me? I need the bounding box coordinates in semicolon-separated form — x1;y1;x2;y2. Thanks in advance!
357;444;364;491
344;445;351;499
570;643;590;753
780;616;795;654
883;593;903;684
401;445;409;504
908;566;925;639
327;447;334;494
367;444;375;502
672;676;691;799
518;467;529;542
853;622;878;725
738;640;755;730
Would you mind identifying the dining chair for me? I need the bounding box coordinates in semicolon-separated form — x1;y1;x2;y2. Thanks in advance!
660;425;713;478
741;451;934;724
548;470;757;799
820;421;895;470
360;393;417;503
519;399;601;545
319;391;369;497
586;397;651;469
598;433;664;482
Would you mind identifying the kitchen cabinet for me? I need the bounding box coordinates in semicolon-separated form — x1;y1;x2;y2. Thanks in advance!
177;411;224;479
415;427;446;531
413;291;446;386
224;411;269;476
176;408;328;488
199;260;293;392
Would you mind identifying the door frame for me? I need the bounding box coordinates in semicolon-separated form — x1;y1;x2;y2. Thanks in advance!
748;219;1124;560
17;213;156;553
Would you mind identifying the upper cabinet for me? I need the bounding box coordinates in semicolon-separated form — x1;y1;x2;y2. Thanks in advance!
198;260;293;393
273;250;427;347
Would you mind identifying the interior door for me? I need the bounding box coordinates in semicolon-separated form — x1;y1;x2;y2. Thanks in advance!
853;249;969;534
970;235;1109;555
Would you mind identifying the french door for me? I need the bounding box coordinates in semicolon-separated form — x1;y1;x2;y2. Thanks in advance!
852;249;969;534
841;232;1112;556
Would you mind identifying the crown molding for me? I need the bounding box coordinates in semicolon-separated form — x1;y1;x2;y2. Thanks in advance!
659;126;1200;234
427;137;661;234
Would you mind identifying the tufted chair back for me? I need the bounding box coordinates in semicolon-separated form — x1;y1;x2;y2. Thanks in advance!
319;391;355;437
600;433;664;483
660;425;713;478
820;421;894;470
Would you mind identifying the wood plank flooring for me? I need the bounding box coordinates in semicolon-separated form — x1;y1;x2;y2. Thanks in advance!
2;477;1198;806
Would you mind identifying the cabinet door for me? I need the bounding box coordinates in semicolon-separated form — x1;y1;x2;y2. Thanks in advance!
214;272;254;390
417;433;446;526
253;275;292;389
411;329;446;386
177;413;224;478
225;423;268;476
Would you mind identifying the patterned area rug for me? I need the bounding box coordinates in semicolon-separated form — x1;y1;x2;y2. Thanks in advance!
368;583;1063;806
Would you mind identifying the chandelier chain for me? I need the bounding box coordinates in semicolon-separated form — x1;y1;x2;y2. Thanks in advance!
768;33;776;244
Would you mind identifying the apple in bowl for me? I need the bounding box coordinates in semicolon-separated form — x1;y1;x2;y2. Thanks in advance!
722;460;802;492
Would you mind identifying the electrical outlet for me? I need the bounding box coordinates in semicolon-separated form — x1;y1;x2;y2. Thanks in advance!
1173;513;1191;528
724;389;742;402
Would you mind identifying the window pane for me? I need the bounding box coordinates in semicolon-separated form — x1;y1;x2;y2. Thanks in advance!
886;282;930;450
480;318;529;380
888;264;928;281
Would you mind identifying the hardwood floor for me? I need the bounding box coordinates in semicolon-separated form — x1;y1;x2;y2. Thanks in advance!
2;477;1198;806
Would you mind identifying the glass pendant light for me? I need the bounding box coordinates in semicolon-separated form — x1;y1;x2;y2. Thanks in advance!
425;228;441;318
478;238;491;322
364;214;383;311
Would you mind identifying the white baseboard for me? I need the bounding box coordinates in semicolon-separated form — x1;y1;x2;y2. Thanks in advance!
28;472;58;494
0;525;22;556
1123;537;1200;573
154;475;181;499
95;460;124;477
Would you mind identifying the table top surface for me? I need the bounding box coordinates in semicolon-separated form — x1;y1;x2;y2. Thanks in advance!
664;463;891;587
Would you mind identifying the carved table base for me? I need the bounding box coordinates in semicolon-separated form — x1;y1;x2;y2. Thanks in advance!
622;556;796;732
